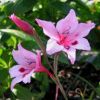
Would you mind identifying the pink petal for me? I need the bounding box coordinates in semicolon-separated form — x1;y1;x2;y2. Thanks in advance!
11;76;22;91
9;14;34;35
56;9;78;34
71;38;91;50
36;19;59;40
12;44;36;65
34;51;53;77
74;22;95;37
46;39;64;55
22;70;34;83
9;65;26;78
63;48;76;64
35;51;47;72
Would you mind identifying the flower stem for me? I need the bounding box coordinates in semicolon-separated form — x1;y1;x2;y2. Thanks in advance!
55;85;59;100
31;30;59;83
32;30;54;71
54;54;68;100
32;30;68;100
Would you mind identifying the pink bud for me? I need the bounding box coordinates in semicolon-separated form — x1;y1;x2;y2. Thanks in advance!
9;14;35;35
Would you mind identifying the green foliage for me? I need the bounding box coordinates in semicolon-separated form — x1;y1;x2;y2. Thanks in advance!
13;85;45;100
0;29;34;40
0;0;100;99
2;0;37;15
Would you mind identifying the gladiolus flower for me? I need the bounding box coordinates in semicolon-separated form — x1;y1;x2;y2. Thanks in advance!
36;9;95;64
9;14;35;35
9;44;52;91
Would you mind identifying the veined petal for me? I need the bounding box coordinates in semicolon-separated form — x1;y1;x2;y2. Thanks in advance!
56;9;78;34
9;65;26;78
18;44;36;59
11;76;22;91
63;48;76;64
74;22;95;37
46;39;64;55
71;38;91;50
36;19;59;40
12;44;36;65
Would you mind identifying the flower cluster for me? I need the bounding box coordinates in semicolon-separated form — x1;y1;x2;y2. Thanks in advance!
9;9;95;91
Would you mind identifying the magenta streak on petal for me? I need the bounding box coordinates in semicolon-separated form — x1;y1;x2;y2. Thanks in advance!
57;34;71;48
72;41;78;45
19;67;25;73
22;66;34;77
65;46;70;50
57;37;66;45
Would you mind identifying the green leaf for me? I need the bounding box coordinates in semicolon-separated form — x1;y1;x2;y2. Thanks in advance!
36;73;49;91
0;29;34;41
59;52;69;64
0;68;10;96
92;53;100;70
0;48;3;56
13;85;45;100
12;0;37;14
96;84;100;96
1;1;14;15
2;0;37;15
0;58;8;68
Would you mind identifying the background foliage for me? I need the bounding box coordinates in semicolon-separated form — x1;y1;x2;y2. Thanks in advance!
0;0;100;99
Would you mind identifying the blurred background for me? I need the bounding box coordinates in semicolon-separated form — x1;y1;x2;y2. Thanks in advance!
0;0;100;100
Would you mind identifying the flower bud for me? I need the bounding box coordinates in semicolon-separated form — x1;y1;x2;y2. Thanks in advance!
9;14;35;35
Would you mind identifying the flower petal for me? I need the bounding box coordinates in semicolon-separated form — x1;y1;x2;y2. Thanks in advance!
12;44;36;65
63;48;76;64
9;65;26;78
34;51;47;72
36;19;59;40
74;22;95;37
22;70;34;83
11;76;22;91
56;9;78;34
71;38;91;50
46;39;64;55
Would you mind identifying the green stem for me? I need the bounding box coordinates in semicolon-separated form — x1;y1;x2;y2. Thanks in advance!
81;93;85;100
54;54;68;100
54;54;59;74
89;91;95;100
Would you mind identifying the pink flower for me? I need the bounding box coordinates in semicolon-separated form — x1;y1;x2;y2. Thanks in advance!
9;14;35;35
36;9;95;64
9;44;52;91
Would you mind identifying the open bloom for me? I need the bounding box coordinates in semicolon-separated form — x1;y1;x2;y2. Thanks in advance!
9;44;52;91
36;9;95;64
9;14;35;35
